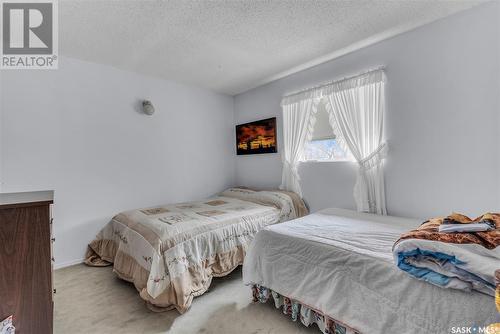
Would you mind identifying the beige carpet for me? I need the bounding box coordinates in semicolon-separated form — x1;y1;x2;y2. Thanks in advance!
54;264;318;334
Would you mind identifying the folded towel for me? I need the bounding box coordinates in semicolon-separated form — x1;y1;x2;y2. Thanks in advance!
439;213;496;233
393;213;500;296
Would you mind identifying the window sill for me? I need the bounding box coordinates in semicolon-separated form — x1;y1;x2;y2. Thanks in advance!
301;159;356;164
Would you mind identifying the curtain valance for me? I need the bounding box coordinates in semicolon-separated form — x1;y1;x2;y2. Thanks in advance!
280;68;385;106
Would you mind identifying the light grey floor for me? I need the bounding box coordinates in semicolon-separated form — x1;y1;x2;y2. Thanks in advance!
54;264;318;334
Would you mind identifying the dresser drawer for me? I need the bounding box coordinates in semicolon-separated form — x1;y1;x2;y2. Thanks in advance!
0;191;54;334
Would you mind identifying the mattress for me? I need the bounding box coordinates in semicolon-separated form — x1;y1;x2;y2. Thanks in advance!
85;188;307;313
243;208;498;334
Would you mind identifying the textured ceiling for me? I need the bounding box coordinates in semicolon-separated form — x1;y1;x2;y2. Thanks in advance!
60;0;482;95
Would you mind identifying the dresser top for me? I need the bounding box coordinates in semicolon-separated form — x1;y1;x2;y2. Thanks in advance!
0;191;54;209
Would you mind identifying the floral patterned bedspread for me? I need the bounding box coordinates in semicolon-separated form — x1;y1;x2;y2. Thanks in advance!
253;285;360;334
85;188;306;313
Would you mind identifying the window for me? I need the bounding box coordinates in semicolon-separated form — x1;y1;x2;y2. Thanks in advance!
303;138;353;161
302;101;354;162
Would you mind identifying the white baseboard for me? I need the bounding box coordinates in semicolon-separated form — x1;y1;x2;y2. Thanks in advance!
54;258;84;270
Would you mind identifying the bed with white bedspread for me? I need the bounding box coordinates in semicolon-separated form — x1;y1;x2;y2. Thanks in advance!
243;208;498;334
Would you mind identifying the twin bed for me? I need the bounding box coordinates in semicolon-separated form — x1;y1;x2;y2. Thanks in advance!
85;187;307;312
86;189;498;333
243;208;498;333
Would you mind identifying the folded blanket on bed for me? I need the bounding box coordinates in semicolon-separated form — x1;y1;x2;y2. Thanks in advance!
393;213;500;296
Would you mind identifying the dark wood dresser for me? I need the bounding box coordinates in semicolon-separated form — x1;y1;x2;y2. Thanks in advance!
0;191;54;334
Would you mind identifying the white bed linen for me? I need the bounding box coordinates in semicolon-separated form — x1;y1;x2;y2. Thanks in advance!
243;208;498;334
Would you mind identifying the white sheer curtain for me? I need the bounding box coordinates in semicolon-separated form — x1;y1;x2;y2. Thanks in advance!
279;98;318;197
324;70;387;214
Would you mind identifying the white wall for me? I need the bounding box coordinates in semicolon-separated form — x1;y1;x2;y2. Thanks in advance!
234;2;500;218
0;57;235;267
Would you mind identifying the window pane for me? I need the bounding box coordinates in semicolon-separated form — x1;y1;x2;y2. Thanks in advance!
303;138;353;161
